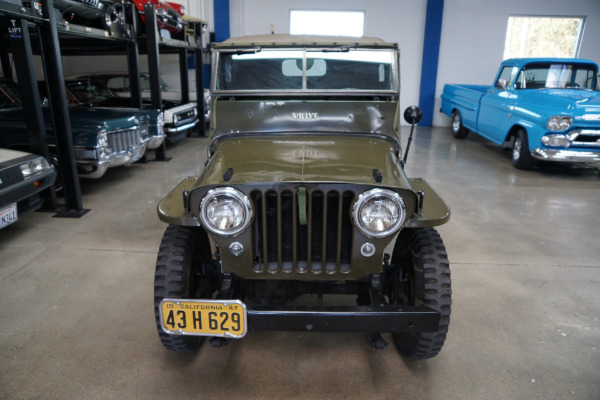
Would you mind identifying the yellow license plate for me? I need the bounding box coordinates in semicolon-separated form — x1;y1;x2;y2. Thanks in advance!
159;299;247;338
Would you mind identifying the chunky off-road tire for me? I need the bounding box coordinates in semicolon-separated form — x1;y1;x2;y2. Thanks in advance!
390;228;451;360
512;128;533;170
154;225;215;352
451;110;469;139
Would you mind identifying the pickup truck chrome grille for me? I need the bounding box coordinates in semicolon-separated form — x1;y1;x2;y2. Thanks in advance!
107;127;142;153
251;188;355;275
571;129;600;147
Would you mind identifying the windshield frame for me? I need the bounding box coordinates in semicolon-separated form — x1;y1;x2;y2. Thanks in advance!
211;47;400;96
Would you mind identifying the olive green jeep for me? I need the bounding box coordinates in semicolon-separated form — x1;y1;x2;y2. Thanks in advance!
154;34;451;359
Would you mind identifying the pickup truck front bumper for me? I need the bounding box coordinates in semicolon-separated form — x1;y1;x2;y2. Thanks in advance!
532;148;600;163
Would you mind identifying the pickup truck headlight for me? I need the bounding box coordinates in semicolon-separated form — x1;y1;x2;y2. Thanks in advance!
200;187;253;236
547;116;573;131
352;188;406;238
541;134;571;147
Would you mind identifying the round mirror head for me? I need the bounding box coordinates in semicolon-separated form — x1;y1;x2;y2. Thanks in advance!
403;106;423;125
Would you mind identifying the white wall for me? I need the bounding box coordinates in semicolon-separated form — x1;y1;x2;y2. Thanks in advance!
228;0;428;124
49;0;600;127
433;0;600;126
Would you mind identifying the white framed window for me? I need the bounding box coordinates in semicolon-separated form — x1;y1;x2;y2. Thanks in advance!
290;10;365;37
503;16;585;59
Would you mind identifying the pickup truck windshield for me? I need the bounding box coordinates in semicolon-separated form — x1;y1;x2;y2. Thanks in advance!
215;49;397;93
515;63;599;90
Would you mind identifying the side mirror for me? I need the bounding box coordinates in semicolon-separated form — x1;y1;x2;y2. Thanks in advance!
403;105;422;125
401;105;422;166
496;79;507;90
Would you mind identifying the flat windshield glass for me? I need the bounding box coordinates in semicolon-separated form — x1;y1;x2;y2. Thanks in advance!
215;48;396;93
66;81;118;104
515;63;599;90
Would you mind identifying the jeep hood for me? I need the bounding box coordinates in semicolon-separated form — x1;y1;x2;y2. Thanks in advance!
200;135;411;188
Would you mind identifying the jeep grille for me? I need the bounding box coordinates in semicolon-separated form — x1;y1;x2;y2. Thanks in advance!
251;188;355;275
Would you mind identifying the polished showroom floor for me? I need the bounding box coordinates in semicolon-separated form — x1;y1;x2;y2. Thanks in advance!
1;127;599;399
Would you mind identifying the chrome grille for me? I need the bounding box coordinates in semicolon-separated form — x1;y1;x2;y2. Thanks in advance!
107;127;141;153
571;129;600;147
175;108;196;123
251;188;355;275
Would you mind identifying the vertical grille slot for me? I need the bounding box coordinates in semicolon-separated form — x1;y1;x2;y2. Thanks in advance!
107;128;141;153
252;187;354;275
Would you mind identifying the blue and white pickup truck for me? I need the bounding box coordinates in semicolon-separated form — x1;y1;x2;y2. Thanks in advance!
440;58;600;169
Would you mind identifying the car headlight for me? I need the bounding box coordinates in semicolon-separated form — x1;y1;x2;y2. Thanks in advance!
19;157;50;177
199;187;253;237
547;116;573;131
157;112;164;130
541;134;571;147
352;188;406;238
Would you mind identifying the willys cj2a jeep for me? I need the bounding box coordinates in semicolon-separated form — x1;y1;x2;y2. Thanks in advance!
154;35;451;360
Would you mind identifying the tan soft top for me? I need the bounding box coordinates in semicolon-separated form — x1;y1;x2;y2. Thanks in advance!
213;34;397;49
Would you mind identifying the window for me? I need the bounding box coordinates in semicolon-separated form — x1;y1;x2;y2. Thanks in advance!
503;16;585;59
290;10;364;37
215;49;395;92
514;63;598;90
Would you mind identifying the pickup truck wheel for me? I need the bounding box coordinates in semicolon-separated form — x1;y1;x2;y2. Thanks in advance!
389;228;451;360
512;129;533;169
154;225;217;352
451;111;469;139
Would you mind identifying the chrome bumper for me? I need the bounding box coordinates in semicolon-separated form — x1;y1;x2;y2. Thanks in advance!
145;133;167;150
79;143;147;179
164;119;199;133
532;148;600;163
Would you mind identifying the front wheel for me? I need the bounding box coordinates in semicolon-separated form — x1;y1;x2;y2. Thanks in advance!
154;225;217;352
389;228;451;359
451;110;469;139
512;129;533;169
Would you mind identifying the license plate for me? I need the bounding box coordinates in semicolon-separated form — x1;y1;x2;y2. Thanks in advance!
0;203;17;229
159;299;247;338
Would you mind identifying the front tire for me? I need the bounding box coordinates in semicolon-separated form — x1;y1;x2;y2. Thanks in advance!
154;225;217;352
389;228;451;359
512;129;533;169
451;110;469;139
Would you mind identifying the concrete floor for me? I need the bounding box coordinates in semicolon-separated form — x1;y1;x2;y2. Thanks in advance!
1;127;599;399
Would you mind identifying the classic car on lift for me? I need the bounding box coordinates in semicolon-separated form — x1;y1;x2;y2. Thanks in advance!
131;0;184;35
68;73;200;143
49;0;129;37
154;35;452;360
38;80;166;151
0;79;146;179
0;148;56;230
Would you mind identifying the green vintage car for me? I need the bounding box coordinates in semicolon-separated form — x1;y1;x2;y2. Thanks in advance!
154;35;452;359
0;79;148;179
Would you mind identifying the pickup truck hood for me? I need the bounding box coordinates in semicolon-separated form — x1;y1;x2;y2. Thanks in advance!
200;135;411;188
521;89;600;118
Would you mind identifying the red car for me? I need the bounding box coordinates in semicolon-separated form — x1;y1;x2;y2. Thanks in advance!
132;0;185;34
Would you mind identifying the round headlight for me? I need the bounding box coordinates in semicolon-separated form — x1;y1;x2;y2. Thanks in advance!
547;116;573;131
352;188;406;238
199;187;253;237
